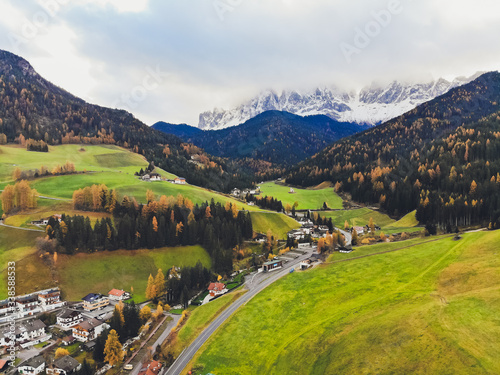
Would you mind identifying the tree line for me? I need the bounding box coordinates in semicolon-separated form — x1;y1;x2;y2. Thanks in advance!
45;188;253;275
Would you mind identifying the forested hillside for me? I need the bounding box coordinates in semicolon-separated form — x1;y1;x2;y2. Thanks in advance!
0;50;253;191
287;72;500;228
154;111;367;166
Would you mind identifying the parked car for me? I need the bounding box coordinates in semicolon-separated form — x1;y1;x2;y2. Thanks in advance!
124;364;134;370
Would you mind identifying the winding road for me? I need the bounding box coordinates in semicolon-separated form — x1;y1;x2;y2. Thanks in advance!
165;246;313;375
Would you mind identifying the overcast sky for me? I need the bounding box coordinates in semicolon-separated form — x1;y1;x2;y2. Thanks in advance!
0;0;499;126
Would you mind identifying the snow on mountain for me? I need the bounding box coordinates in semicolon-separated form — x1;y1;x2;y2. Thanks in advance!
198;74;482;130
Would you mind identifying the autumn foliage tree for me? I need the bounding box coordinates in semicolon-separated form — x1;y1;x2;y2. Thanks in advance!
0;180;38;214
55;348;70;359
104;329;123;366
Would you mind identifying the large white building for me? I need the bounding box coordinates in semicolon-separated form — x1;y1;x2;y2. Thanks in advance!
0;319;51;349
0;288;65;323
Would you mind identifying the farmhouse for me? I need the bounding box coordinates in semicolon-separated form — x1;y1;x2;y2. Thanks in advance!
30;215;62;226
174;177;186;184
208;283;227;297
352;226;365;235
231;188;241;197
47;356;81;375
149;173;162;181
56;309;83;329
108;289;129;301
72;318;109;342
263;260;283;272
17;355;45;375
81;293;109;312
141;174;150;181
254;233;267;243
138;360;162;375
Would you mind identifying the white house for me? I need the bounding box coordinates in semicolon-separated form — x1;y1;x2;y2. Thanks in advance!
0;319;50;348
149;173;162;181
353;226;365;235
38;288;64;311
72;319;109;342
174;177;186;184
108;289;129;301
56;309;83;329
47;356;81;375
17;355;45;375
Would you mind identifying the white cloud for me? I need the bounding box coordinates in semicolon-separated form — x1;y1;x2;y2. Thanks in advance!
0;0;499;125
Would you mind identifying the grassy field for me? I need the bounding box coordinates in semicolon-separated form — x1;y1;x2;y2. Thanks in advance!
54;246;211;302
320;207;395;228
0;144;149;181
0;244;211;301
165;290;246;357
24;172;259;212
387;210;419;228
0;226;43;296
188;230;500;374
250;212;300;239
320;207;421;235
3;201;112;228
258;182;343;210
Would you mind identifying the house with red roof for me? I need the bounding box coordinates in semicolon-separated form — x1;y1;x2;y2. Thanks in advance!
208;282;227;298
138;360;162;375
108;289;129;301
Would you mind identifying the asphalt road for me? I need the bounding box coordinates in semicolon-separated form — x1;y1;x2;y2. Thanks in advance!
165;247;313;375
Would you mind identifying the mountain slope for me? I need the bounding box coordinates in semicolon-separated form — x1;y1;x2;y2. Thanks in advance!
198;75;479;130
0;49;252;191
155;111;367;166
152;122;203;139
286;71;500;227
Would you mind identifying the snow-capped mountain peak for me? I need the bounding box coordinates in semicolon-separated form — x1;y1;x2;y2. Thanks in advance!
198;74;481;130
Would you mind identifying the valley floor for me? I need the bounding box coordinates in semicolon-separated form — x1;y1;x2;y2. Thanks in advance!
187;230;500;375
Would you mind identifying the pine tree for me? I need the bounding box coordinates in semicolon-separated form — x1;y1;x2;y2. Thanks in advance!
104;329;123;366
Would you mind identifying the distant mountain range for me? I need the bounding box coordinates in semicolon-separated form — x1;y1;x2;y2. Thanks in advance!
286;71;500;226
153;111;367;166
198;75;482;130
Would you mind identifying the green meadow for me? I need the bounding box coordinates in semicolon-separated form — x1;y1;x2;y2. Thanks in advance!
189;230;500;374
0;144;149;181
320;207;421;235
258;181;343;210
0;247;211;302
250;212;300;239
